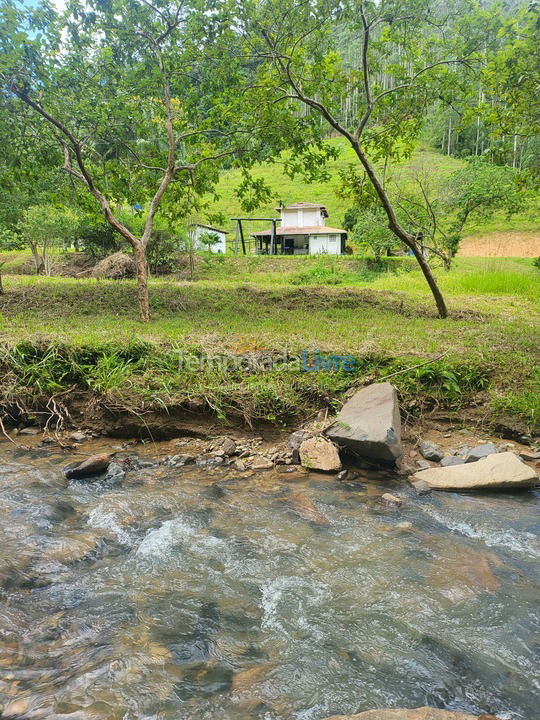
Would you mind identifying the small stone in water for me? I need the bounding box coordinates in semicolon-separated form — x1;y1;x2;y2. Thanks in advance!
19;427;40;435
381;492;403;506
64;453;112;480
251;456;273;470
395;521;413;530
3;699;29;717
69;431;87;442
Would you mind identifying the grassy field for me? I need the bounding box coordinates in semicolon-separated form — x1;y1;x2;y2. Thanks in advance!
0;256;538;434
208;138;540;241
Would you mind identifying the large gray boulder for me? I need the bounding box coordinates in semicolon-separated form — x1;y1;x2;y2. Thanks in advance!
326;383;402;464
409;451;537;492
323;707;499;720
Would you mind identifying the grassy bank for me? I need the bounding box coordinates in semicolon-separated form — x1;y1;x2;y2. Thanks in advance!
0;257;538;435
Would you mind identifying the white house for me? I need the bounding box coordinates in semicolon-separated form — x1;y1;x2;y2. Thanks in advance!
189;224;228;253
251;202;347;255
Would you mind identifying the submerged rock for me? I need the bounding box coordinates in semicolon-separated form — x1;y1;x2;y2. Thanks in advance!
410;452;537;492
64;453;112;480
299;436;341;472
381;492;403;507
326;383;402;465
419;440;444;462
323;707;500;720
465;443;498;463
287;492;330;526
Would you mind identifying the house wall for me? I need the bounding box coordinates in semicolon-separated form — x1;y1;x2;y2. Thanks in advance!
281;208;324;228
308;234;341;255
190;226;227;253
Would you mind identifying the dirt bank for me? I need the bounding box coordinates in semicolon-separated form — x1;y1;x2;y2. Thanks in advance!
459;231;540;257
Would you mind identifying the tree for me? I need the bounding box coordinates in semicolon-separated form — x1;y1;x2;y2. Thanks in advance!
481;2;540;154
443;159;530;235
349;159;531;270
1;0;246;321
243;0;501;318
19;204;80;274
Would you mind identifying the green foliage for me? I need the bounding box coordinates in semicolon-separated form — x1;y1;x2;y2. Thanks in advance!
18;204;81;274
444;159;531;233
78;218;123;257
346;207;402;259
0;227;24;251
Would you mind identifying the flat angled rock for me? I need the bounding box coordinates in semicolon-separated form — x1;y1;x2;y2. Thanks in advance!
326;383;402;464
323;707;499;720
410;452;537;492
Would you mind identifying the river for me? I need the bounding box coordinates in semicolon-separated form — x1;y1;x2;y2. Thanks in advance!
0;438;538;719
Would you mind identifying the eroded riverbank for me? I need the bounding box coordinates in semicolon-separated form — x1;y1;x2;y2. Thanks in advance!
0;434;539;720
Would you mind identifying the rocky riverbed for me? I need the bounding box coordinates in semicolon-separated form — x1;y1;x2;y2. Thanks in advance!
0;429;539;719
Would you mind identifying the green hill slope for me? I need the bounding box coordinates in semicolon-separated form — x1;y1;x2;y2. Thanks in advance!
206;137;538;240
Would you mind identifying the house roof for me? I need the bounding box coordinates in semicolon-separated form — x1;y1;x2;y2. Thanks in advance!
252;226;347;237
191;223;228;234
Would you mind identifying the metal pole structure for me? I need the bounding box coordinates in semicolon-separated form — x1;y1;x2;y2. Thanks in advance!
234;220;240;256
238;220;246;255
270;219;276;256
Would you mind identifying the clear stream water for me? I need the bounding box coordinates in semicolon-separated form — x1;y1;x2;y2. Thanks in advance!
0;439;538;720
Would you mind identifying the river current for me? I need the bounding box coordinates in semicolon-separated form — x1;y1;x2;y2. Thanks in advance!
0;439;538;719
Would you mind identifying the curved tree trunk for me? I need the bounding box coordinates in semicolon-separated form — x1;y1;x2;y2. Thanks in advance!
133;243;150;323
350;140;448;319
393;227;448;319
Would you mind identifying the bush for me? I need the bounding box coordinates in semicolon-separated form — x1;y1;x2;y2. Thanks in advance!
78;218;123;257
0;228;25;251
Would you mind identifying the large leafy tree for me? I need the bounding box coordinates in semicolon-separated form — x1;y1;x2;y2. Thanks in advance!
0;0;249;321
242;0;502;318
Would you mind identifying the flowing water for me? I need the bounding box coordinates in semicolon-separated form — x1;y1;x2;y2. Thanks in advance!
0;439;538;720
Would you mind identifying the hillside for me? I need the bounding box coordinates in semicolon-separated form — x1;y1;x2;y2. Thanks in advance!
207;137;540;248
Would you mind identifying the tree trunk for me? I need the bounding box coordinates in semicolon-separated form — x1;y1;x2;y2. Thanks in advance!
404;236;448;318
350;139;448;319
133;243;150;323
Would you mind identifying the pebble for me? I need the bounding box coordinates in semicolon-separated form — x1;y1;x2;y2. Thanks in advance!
381;493;403;506
222;438;237;456
251;456;273;470
69;431;87;442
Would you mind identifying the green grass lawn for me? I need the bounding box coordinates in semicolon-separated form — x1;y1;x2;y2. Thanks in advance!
0;256;538;433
